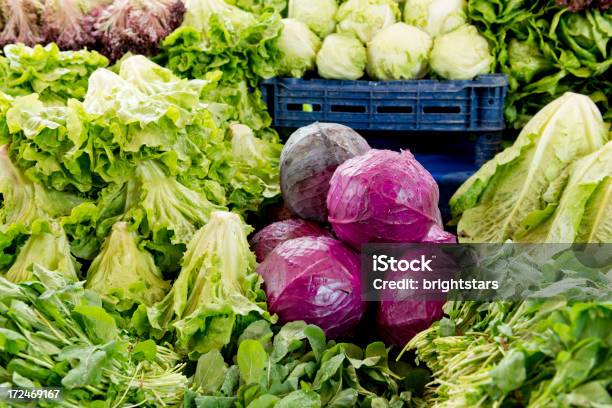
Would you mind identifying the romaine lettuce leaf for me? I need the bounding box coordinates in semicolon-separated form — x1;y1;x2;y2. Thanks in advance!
450;92;608;243
517;142;612;243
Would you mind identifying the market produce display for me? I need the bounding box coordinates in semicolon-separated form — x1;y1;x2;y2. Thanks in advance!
0;0;610;407
280;0;495;80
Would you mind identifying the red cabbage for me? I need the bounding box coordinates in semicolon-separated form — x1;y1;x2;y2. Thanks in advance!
257;236;366;338
422;224;457;244
327;149;443;249
250;219;333;263
378;298;445;346
280;122;370;223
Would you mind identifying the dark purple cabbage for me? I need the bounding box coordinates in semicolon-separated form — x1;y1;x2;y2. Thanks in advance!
250;219;332;263
376;245;454;345
257;236;366;338
280;122;370;223
327;149;443;249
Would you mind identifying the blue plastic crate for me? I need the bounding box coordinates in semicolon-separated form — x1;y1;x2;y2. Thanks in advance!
261;75;507;132
415;153;475;222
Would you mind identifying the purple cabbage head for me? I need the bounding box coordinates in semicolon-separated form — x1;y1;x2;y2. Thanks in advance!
378;297;445;346
327;149;443;249
250;219;332;263
280;122;370;223
256;236;366;338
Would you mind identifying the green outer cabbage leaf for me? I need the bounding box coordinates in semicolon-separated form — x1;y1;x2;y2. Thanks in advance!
450;92;608;243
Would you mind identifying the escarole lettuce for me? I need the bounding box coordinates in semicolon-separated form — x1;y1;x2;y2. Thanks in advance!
85;221;170;310
144;211;271;359
228;124;282;213
450;92;608;243
3;55;223;195
5;220;78;283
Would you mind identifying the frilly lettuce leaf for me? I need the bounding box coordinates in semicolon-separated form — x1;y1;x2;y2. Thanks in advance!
0;43;108;103
141;211;272;359
161;0;282;86
128;160;222;245
5;219;79;283
85;221;170;311
227;124;281;214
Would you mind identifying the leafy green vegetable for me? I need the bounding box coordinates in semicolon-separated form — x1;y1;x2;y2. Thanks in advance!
277;18;321;78
0;43;108;102
518;141;612;243
85;221;170;310
468;0;612;127
406;300;612;407
228;124;282;214
403;0;467;37
144;211;271;359
5;220;78;283
450;92;608;243
288;0;338;38
316;33;367;80
161;0;282;86
336;0;400;43
430;24;493;80
185;320;426;408
0;265;188;406
129;160;221;245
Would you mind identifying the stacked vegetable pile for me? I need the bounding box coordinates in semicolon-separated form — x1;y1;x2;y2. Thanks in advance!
276;0;495;80
251;122;456;348
0;52;282;276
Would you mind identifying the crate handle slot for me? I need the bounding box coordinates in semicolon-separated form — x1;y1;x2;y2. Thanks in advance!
286;103;322;112
377;106;414;114
423;106;461;114
330;105;367;113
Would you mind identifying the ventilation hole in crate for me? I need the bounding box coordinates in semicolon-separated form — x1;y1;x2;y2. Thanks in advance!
286;103;321;111
423;106;461;114
488;98;495;105
377;106;413;114
331;105;366;113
